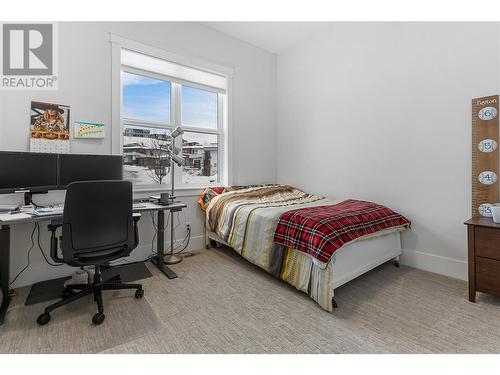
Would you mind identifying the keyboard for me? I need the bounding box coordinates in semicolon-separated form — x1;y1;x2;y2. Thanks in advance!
34;204;64;216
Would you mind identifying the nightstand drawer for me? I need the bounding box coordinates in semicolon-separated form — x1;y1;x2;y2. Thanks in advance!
476;257;500;296
475;226;500;260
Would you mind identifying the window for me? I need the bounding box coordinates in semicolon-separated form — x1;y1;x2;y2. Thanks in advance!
118;47;228;189
122;71;173;186
181;85;220;184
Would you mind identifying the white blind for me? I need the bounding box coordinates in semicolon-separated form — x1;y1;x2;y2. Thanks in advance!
121;49;227;94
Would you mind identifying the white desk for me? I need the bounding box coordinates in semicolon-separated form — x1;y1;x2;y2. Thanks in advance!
0;201;186;325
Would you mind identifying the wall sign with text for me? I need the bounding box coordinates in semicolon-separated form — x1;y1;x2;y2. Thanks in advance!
0;22;58;90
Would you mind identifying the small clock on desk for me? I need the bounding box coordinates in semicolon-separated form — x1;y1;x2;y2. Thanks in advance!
465;217;500;302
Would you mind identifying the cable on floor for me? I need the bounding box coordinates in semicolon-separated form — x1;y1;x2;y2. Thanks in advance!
172;225;191;254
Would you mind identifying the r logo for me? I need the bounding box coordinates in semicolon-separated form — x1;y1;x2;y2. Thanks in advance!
2;24;53;75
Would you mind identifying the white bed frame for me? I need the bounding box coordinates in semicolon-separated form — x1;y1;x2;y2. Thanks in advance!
205;230;402;309
329;231;401;307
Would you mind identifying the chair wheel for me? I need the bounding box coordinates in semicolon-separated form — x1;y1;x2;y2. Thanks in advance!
92;313;105;325
37;313;51;325
135;289;144;299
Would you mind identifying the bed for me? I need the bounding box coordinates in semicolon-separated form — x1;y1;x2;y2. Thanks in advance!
200;185;410;311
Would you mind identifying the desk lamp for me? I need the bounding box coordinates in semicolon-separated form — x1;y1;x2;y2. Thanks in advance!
164;126;186;265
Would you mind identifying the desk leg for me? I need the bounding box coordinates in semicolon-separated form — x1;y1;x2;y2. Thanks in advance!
150;210;177;279
0;225;11;325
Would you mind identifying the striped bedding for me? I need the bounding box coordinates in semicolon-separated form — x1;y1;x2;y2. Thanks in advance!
204;185;407;311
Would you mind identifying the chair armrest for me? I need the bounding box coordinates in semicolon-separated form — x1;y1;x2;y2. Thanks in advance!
48;218;63;231
48;219;64;263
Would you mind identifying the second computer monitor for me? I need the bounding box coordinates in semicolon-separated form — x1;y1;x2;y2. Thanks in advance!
58;154;123;187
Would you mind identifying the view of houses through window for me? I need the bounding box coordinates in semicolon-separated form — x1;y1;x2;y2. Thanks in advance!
182;132;218;184
123;125;172;185
122;70;222;187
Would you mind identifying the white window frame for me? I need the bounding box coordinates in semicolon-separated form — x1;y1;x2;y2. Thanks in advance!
110;34;233;192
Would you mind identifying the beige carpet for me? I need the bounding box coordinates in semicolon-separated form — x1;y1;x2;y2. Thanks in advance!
1;247;500;354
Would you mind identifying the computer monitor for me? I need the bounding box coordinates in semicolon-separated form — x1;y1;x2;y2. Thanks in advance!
58;154;123;187
0;151;59;194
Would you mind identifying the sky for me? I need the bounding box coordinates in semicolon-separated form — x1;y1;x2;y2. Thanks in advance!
122;71;217;129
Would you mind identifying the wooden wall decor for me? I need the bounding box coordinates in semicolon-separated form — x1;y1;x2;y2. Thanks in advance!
472;95;499;218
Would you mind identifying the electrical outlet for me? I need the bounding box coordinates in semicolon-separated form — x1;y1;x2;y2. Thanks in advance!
186;223;191;232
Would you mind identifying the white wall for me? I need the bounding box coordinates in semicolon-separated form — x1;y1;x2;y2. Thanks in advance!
0;22;277;287
277;22;500;280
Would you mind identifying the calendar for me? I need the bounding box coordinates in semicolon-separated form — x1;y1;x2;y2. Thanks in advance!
30;101;71;154
30;137;70;153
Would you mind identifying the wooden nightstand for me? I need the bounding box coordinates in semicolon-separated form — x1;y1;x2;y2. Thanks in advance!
465;217;500;302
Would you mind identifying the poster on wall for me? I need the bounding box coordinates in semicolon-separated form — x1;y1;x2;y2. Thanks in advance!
74;121;106;139
30;101;70;154
472;95;499;218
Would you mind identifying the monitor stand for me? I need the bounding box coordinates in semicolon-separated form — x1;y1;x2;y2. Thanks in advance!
22;191;48;206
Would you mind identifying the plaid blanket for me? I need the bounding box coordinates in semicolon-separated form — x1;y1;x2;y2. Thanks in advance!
273;199;410;264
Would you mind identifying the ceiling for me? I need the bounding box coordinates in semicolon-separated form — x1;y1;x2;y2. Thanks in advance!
203;22;328;54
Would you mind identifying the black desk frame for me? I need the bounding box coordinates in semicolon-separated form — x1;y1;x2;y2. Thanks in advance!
0;226;10;325
0;203;186;325
151;208;182;279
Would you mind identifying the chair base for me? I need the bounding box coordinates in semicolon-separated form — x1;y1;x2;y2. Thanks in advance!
37;265;143;326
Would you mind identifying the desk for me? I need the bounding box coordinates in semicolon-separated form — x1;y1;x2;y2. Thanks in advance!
0;201;186;325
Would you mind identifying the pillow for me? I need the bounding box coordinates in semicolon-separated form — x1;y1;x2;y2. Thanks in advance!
197;187;225;211
197;184;278;211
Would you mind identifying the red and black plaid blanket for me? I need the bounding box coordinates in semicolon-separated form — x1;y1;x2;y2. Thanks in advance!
273;199;410;264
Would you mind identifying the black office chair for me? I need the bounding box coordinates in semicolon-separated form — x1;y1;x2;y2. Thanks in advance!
36;180;144;326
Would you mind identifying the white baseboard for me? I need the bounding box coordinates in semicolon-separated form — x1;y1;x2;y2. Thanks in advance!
132;234;206;259
400;249;467;281
11;234;206;289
